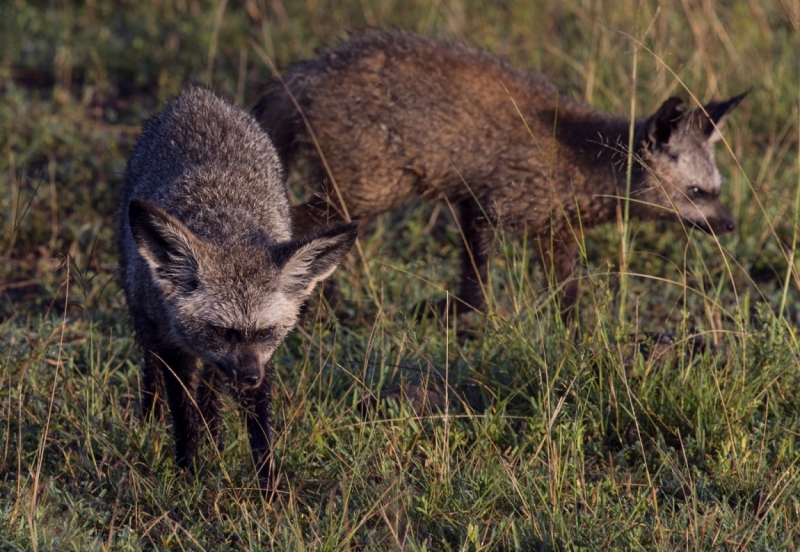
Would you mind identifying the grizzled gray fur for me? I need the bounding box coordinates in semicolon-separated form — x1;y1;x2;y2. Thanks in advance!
118;87;358;490
255;31;745;316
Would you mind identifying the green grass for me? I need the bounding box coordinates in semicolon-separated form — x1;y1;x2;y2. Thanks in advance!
2;0;800;549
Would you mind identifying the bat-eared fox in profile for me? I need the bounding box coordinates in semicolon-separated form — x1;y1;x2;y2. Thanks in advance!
256;31;745;317
118;87;358;491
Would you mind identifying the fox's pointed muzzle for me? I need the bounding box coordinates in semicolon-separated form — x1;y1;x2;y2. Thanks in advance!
686;204;736;235
238;371;262;388
231;352;265;390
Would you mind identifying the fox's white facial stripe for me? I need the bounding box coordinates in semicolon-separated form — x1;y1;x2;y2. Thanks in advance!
205;291;300;333
253;292;298;330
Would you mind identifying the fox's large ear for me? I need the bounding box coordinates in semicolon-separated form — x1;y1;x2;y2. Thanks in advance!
646;97;685;148
128;198;203;292
695;90;748;142
274;221;359;297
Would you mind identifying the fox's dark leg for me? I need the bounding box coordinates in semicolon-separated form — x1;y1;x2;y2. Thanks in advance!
239;359;275;493
536;230;579;320
131;309;165;421
455;200;495;314
142;350;165;421
198;364;223;451
156;349;201;470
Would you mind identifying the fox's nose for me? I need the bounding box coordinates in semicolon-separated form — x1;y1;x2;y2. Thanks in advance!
239;371;262;387
726;220;735;232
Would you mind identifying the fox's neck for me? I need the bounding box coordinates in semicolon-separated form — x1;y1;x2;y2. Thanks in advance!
553;110;649;226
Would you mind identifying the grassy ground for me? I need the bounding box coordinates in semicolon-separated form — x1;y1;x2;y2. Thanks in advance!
2;0;800;549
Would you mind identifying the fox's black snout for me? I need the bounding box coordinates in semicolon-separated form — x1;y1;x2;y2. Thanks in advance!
238;371;262;388
688;207;736;235
230;352;264;389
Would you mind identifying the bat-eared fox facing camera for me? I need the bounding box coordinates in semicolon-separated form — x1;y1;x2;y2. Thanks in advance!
256;31;745;318
118;87;358;491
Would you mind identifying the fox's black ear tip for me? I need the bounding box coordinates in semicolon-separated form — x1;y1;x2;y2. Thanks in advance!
653;97;685;123
129;198;158;217
730;89;750;105
713;90;749;112
660;96;684;110
128;199;157;243
330;220;360;237
310;220;359;243
342;221;360;242
128;198;148;220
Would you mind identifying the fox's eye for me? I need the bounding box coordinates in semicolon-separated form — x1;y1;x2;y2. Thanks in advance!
689;186;704;197
214;327;229;338
256;328;273;340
